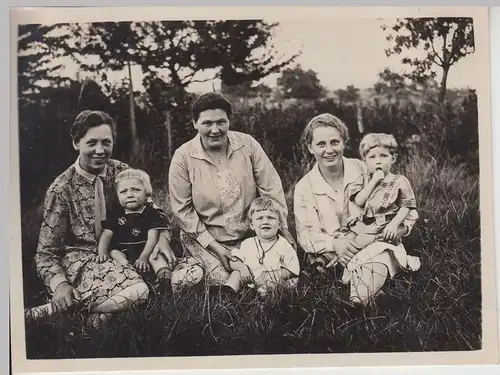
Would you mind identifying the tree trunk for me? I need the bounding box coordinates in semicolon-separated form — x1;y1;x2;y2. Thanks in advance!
439;65;450;103
127;60;137;158
356;100;364;134
165;110;173;161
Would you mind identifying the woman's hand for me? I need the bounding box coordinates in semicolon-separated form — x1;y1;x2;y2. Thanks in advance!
208;241;236;271
376;225;407;244
381;223;399;242
52;281;81;311
151;235;177;266
134;257;151;273
331;238;362;265
281;228;297;250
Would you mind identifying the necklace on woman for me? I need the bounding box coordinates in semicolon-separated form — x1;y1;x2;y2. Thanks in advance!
254;236;279;265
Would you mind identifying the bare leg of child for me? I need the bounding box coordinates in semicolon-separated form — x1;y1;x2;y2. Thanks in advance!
110;250;129;265
224;271;242;292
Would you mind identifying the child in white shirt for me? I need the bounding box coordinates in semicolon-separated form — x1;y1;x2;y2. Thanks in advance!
224;197;300;296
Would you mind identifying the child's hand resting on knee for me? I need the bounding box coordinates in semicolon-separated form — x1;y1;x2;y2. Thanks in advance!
95;254;109;263
134;256;151;273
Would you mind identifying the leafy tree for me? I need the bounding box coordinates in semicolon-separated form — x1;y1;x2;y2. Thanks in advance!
221;81;272;100
374;68;406;104
71;20;296;98
18;24;74;106
277;64;326;100
67;20;297;157
383;17;475;102
334;84;360;104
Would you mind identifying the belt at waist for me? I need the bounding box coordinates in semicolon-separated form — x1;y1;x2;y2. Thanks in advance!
362;213;397;225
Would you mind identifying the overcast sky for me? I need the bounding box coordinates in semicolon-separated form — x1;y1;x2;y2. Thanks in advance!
62;18;478;93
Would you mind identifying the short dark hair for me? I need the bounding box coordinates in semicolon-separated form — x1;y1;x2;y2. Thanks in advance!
70;110;117;143
191;92;232;122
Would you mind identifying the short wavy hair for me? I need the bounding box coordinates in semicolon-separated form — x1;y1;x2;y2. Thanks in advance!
358;133;398;159
247;196;282;225
191;92;233;122
70;110;117;143
302;113;349;146
114;169;153;197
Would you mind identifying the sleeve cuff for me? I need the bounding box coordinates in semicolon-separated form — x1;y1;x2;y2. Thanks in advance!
196;230;216;249
49;274;69;293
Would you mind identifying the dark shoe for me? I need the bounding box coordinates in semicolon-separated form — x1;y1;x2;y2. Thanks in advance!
157;277;173;297
220;285;237;296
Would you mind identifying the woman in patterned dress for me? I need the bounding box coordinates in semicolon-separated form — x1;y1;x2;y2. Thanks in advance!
34;110;176;326
166;93;296;289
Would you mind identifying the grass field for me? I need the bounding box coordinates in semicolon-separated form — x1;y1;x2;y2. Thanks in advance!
22;143;482;358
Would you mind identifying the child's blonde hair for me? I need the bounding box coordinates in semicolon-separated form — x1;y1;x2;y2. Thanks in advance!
115;169;153;197
359;133;398;159
247;197;282;225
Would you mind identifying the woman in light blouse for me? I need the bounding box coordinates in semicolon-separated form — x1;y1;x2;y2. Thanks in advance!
293;113;417;304
167;93;295;288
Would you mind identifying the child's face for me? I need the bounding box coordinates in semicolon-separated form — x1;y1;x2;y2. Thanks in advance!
250;209;280;241
116;178;147;212
364;146;396;175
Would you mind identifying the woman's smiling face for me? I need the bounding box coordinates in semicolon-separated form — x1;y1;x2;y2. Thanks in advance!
194;109;230;151
73;124;114;174
307;126;345;169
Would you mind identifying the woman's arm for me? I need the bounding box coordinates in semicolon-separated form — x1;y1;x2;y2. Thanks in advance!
168;149;216;249
34;187;71;293
293;181;337;255
294;181;361;264
248;135;289;229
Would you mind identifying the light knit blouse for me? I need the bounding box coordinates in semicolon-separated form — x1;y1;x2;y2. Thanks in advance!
168;131;288;248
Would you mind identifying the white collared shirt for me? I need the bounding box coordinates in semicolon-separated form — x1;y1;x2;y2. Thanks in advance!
293;157;368;255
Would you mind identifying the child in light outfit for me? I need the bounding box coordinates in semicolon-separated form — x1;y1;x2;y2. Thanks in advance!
326;133;421;304
223;197;300;297
96;169;175;291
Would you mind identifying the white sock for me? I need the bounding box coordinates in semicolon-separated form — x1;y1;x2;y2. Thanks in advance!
25;302;54;320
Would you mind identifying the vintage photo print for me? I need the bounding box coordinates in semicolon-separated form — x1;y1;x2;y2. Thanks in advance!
9;6;498;374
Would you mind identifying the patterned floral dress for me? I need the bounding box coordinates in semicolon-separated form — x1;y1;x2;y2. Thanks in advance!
34;159;145;310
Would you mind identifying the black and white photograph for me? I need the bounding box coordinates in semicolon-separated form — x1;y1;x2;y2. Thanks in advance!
9;6;498;373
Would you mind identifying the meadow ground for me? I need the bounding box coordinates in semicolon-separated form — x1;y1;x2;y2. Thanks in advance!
21;148;481;358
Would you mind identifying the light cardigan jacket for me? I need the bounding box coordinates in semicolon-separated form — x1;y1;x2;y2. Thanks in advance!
168;131;288;249
294;158;368;259
294;157;418;261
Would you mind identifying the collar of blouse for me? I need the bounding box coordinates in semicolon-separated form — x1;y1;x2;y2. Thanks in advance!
189;131;245;163
73;156;108;183
309;157;363;198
